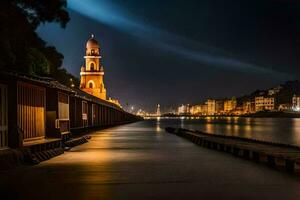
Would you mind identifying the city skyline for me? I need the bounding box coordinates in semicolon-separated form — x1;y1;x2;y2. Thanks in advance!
37;0;300;110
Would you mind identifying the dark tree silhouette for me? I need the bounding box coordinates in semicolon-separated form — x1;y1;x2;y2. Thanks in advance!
0;0;79;87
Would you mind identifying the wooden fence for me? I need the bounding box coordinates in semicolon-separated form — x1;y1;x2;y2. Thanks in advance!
0;84;8;148
58;92;70;133
17;82;46;141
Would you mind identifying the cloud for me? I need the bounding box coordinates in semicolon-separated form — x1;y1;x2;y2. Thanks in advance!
68;0;292;79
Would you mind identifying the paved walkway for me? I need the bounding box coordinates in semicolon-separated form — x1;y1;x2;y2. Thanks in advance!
1;120;300;200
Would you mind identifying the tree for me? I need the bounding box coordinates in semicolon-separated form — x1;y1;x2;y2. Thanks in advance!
9;0;69;29
0;0;78;84
26;48;50;75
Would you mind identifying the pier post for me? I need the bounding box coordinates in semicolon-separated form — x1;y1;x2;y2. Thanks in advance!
252;152;260;162
285;160;295;173
243;150;250;159
267;155;276;168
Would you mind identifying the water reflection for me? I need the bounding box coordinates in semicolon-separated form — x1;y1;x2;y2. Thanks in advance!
154;117;300;146
156;117;162;132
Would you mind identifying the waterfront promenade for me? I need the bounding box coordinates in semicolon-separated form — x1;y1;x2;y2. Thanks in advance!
1;120;300;200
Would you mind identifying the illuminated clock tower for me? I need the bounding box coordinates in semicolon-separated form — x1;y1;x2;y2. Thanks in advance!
80;34;106;100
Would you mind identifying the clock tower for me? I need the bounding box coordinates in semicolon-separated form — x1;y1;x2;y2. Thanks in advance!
80;34;106;100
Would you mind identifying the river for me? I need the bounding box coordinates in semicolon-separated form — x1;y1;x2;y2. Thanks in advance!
154;117;300;146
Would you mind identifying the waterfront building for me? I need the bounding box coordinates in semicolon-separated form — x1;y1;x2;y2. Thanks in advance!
190;105;200;115
255;96;275;111
79;34;121;107
242;101;255;114
178;104;190;115
215;100;225;115
233;106;244;115
0;71;139;152
157;104;161;116
278;104;292;111
207;99;216;115
199;104;208;115
292;95;300;111
224;97;237;113
268;86;282;96
80;34;106;100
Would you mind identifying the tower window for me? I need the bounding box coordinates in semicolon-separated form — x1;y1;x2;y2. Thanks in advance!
91;49;95;55
89;82;94;88
90;63;95;71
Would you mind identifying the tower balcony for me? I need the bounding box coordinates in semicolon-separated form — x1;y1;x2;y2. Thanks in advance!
80;70;104;76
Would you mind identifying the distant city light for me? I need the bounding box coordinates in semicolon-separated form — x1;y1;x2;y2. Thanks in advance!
293;106;300;112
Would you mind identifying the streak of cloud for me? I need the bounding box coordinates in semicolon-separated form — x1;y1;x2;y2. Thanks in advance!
68;0;292;79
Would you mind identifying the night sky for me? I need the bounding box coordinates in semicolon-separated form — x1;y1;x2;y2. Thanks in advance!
37;0;300;112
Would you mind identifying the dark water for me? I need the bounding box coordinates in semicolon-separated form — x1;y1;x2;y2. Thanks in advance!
155;117;300;146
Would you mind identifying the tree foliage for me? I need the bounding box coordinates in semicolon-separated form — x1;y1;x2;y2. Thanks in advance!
0;0;79;87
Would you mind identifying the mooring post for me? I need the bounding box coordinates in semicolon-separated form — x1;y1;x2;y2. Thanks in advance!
267;155;276;168
252;151;260;162
285;160;295;173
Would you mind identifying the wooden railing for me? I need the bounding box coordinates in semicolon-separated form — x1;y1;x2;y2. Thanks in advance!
0;84;8;148
17;82;45;141
59;120;69;133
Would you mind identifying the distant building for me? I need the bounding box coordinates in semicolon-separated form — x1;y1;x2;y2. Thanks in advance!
268;86;282;96
292;95;300;111
278;104;292;111
255;96;275;111
190;105;201;115
136;109;147;117
200;104;208;115
206;99;216;115
242;101;255;114
79;34;121;107
156;104;161;116
178;104;190;115
215;100;224;115
224;97;237;113
233;106;244;115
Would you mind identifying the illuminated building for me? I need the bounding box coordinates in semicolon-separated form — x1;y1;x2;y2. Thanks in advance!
233;106;244;115
243;101;255;114
268;86;282;96
224;97;237;113
156;104;161;116
190;105;201;115
178;104;190;115
80;34;106;100
108;97;122;108
215;100;224;115
206;99;216;115
292;95;300;111
199;104;208;115
255;96;275;111
278;104;292;111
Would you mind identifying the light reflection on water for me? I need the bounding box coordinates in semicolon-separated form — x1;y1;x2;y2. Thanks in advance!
152;117;300;146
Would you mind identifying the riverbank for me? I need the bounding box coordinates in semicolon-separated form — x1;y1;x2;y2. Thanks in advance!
161;111;300;118
242;111;300;118
166;127;300;173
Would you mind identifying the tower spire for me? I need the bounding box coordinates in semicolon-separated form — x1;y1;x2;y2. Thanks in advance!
80;34;106;100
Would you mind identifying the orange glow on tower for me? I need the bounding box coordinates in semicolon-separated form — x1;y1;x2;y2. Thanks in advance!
80;34;106;100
